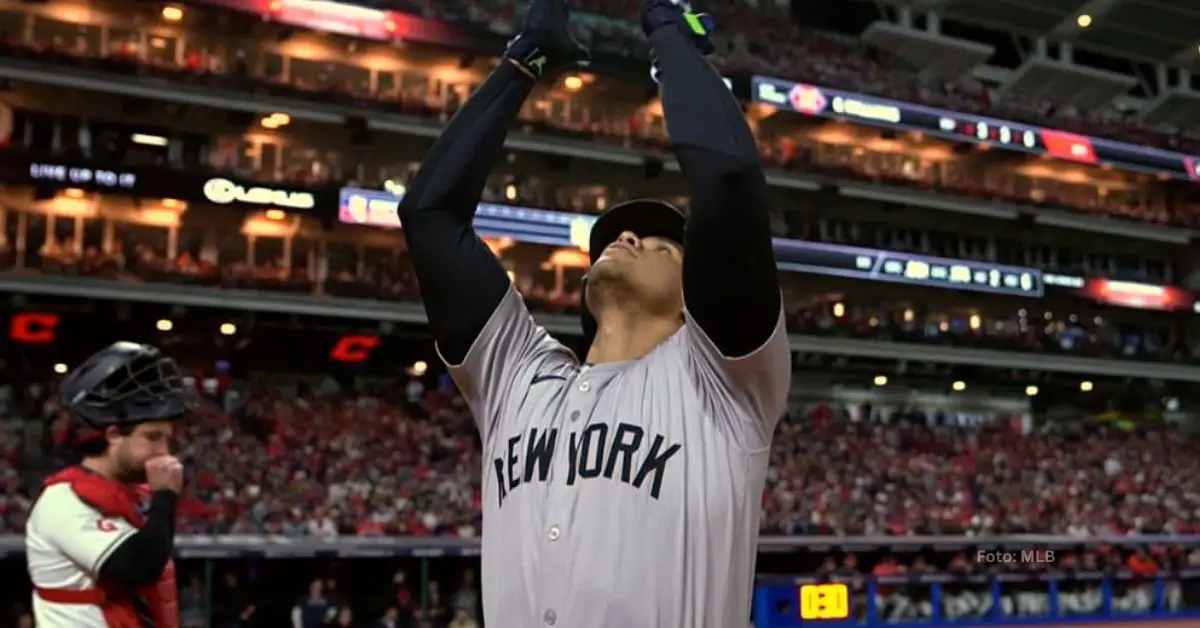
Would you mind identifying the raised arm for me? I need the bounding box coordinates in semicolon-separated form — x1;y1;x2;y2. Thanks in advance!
399;3;588;363
644;0;781;358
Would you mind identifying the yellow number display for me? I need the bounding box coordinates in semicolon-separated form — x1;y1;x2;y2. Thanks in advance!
799;583;849;621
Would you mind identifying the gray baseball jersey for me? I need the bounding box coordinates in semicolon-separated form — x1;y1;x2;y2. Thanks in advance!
442;287;791;628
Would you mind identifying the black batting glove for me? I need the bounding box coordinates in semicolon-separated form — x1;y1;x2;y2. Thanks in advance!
504;0;591;80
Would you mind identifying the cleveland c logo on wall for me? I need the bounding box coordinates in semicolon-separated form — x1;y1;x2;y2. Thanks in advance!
202;177;315;209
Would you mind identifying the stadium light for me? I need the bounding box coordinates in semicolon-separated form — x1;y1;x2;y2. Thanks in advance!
1025;385;1038;397
53;363;68;375
873;375;887;387
162;5;184;22
156;319;173;331
952;381;966;391
1080;381;1093;392
220;323;237;335
131;133;168;146
1076;14;1092;28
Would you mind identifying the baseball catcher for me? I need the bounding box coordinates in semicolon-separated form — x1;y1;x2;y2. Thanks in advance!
26;342;193;628
398;0;788;625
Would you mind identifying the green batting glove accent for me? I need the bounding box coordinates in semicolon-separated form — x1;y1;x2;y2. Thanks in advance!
683;11;707;36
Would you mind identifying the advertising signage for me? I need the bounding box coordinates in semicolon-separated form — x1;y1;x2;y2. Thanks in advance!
338;184;1200;311
188;0;499;50
0;153;336;212
338;186;1045;298
201;177;316;210
751;76;1200;181
1043;274;1200;313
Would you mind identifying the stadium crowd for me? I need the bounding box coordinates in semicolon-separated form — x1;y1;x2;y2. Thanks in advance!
6;389;1200;627
3;6;1198;227
5;375;1198;627
3;228;1192;363
1;370;1197;541
386;0;1200;155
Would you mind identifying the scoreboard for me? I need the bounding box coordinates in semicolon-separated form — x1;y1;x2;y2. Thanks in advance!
799;583;851;621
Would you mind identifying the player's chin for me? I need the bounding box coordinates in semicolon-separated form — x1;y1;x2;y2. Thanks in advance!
590;253;619;269
589;257;634;281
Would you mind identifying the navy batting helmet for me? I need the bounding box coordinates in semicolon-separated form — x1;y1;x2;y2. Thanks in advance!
60;341;196;430
581;198;686;349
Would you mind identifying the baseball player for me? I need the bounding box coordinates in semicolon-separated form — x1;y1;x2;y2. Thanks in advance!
398;0;788;625
26;342;192;628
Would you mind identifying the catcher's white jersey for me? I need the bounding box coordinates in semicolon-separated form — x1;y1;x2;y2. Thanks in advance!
26;483;137;627
443;287;790;628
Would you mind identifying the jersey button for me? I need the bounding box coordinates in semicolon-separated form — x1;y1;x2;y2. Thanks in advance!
578;381;590;392
570;411;580;421
543;609;557;625
548;525;561;541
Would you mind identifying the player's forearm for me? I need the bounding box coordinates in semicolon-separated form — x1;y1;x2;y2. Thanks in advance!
650;25;758;166
650;26;780;356
97;490;177;589
400;60;533;225
399;61;534;362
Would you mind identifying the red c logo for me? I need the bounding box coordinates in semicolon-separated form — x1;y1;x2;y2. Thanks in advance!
330;335;380;362
10;312;60;344
96;519;118;532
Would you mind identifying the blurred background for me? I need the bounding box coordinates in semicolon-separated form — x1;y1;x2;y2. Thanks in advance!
0;0;1199;625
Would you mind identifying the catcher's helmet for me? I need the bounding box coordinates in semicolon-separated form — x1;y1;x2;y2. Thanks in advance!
581;198;686;350
60;341;195;430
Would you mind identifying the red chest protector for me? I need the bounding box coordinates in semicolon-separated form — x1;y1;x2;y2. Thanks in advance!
36;467;179;628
